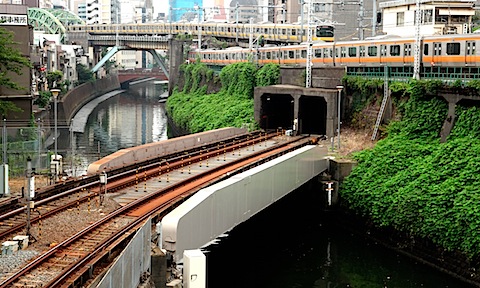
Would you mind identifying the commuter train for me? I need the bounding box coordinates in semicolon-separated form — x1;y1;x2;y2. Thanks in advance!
67;22;335;43
189;34;480;79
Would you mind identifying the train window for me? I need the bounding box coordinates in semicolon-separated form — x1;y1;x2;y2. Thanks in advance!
368;46;377;56
434;43;442;55
390;45;400;56
316;25;334;37
404;44;412;56
359;46;366;57
348;47;356;57
288;51;295;59
292;29;296;36
266;52;271;59
282;29;286;34
446;43;460;55
467;41;476;55
301;50;307;58
341;47;346;57
423;44;429;55
314;49;322;58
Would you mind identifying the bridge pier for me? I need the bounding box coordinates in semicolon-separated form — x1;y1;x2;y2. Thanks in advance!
168;39;186;96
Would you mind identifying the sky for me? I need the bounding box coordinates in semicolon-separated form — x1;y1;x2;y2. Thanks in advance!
153;1;169;15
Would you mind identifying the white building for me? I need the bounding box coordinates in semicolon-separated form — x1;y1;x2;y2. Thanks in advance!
380;0;475;37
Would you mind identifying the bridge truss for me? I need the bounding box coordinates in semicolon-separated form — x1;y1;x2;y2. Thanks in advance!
28;8;84;44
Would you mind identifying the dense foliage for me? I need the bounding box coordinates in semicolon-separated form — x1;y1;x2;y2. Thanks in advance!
167;62;280;133
341;79;480;260
76;63;94;85
0;27;32;90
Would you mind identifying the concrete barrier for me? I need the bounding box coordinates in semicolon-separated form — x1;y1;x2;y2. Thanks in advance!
87;127;247;174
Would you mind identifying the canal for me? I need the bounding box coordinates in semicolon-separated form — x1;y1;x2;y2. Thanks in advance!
75;81;472;287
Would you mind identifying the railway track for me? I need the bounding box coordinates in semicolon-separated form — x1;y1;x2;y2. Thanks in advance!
0;131;275;243
0;133;313;287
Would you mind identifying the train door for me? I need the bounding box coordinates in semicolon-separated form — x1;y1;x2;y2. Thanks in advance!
403;43;412;64
359;46;366;65
379;44;387;64
433;42;442;65
466;41;476;65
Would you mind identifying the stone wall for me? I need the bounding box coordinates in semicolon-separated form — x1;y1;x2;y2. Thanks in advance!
58;75;120;126
279;67;345;89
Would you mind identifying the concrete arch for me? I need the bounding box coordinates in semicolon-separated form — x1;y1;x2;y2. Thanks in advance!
28;8;84;44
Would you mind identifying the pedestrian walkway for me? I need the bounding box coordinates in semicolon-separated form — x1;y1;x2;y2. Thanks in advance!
70;90;125;133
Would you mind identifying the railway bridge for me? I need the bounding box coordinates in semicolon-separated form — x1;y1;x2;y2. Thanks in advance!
0;128;348;288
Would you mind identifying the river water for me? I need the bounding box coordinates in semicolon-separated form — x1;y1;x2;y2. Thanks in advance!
75;81;473;287
72;81;168;175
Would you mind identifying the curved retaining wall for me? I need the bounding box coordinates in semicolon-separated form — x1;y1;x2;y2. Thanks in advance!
87;127;247;174
60;75;120;125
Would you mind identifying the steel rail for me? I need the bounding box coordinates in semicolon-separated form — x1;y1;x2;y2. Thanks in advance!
0;135;310;287
50;136;311;288
0;131;270;241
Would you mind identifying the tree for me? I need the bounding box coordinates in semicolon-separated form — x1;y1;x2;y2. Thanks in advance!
0;100;22;118
76;63;94;85
46;70;63;89
0;27;32;90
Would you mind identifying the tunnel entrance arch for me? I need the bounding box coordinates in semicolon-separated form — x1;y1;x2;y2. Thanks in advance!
255;85;338;137
299;96;327;135
260;93;294;131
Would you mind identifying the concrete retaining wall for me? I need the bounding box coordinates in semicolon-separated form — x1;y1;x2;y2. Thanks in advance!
87;127;247;174
59;75;120;126
95;218;151;288
280;67;345;89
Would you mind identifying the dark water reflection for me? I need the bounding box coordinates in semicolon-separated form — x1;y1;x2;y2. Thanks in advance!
73;82;167;175
205;185;473;288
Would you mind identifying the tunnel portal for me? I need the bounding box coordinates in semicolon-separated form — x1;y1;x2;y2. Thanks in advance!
260;93;294;131
255;85;338;138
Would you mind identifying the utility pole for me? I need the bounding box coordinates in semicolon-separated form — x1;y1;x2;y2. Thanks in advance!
413;0;421;80
358;0;364;40
372;0;376;37
26;157;33;238
235;2;239;43
306;0;313;88
300;0;305;42
195;5;202;52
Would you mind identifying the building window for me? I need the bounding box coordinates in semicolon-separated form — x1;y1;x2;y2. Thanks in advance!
415;9;433;25
396;12;404;26
314;3;326;12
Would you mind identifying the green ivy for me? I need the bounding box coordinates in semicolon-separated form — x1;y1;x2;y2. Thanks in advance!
166;62;268;133
256;63;280;87
341;79;480;261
